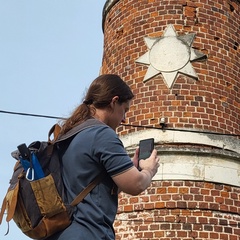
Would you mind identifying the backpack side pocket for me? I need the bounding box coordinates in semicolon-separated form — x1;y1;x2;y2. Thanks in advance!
30;174;66;217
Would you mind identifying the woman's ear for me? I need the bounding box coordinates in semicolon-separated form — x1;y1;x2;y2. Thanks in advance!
110;96;119;110
112;96;119;103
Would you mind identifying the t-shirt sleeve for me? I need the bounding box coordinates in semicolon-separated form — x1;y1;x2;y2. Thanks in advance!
93;126;134;177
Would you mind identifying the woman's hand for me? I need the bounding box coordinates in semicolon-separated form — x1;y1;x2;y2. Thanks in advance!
139;149;159;177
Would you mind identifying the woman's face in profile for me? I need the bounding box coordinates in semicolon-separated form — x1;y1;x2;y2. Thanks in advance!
108;98;131;131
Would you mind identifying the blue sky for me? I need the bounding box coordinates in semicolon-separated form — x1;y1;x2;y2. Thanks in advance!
0;1;106;239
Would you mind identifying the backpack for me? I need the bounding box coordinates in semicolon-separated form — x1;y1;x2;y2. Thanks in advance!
0;119;105;239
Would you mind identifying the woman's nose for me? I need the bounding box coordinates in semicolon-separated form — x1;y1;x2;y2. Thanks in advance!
121;114;126;123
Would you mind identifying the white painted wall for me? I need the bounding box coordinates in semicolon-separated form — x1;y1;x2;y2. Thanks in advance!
120;129;240;187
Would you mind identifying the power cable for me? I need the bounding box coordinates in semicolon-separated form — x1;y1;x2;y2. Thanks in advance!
0;110;65;120
0;110;240;137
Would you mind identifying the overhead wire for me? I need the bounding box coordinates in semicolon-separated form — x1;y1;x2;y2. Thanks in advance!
0;109;240;137
0;110;66;120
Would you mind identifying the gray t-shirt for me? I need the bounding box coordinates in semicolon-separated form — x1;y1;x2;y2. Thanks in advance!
50;120;133;240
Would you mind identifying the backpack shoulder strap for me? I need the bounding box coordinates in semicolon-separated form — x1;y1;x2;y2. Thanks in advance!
70;171;105;206
56;118;105;143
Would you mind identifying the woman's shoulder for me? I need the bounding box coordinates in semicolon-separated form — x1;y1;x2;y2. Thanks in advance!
71;119;115;140
85;122;116;138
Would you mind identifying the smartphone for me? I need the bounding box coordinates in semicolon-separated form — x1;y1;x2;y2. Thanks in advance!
138;138;154;160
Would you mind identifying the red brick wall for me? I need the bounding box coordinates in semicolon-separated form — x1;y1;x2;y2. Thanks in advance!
101;0;240;136
101;0;240;239
115;181;240;239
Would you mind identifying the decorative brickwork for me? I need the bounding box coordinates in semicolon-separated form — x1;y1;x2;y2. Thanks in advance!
115;181;240;239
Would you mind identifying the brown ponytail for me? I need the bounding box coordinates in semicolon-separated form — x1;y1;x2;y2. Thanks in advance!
60;74;134;134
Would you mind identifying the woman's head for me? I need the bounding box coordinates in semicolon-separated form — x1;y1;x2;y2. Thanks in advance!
60;74;134;133
84;74;134;108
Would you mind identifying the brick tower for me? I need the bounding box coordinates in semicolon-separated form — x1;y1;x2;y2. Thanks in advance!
101;0;240;239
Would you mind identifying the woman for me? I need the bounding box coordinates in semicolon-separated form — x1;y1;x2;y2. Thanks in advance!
51;74;159;240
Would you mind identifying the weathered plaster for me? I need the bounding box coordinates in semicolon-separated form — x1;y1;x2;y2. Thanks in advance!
120;129;240;187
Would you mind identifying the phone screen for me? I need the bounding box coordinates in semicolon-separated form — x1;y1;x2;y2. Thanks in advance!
138;138;154;160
